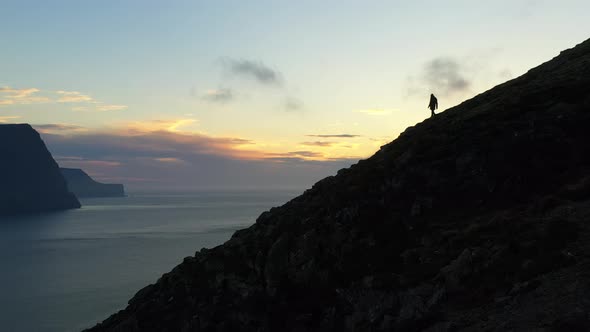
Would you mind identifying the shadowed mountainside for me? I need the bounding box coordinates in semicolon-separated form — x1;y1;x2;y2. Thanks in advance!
61;168;125;198
88;38;590;331
0;124;80;215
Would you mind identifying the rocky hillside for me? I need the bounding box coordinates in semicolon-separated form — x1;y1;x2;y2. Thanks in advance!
88;38;590;331
0;124;80;215
61;168;125;198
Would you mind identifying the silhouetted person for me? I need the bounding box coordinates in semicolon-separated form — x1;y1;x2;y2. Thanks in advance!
428;93;438;117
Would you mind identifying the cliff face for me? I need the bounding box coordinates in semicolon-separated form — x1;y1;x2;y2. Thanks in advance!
88;38;590;332
61;168;125;198
0;124;80;215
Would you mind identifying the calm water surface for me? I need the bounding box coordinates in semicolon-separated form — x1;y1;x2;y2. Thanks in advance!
0;190;300;332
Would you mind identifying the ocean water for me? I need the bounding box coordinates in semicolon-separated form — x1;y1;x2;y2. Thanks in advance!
0;190;300;332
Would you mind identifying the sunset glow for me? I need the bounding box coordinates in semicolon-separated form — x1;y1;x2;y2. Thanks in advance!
2;1;588;189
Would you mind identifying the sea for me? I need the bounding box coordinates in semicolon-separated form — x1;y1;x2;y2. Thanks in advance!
0;189;301;332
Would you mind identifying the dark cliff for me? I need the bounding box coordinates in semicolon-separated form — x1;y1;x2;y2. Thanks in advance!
61;168;125;198
0;124;80;215
88;38;590;331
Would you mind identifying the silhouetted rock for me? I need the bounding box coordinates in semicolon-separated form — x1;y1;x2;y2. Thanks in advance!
61;168;125;198
0;124;80;215
86;38;590;331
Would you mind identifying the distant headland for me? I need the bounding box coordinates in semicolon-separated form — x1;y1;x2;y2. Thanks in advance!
61;168;125;198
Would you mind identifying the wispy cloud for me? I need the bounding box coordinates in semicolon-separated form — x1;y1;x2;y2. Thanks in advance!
79;160;122;167
214;58;306;111
96;104;127;111
266;150;324;161
55;157;122;168
72;104;127;112
300;141;334;147
424;57;470;95
284;97;303;111
407;57;471;97
0;87;39;98
306;134;361;138
125;119;198;133
57;91;126;111
56;90;94;103
225;59;281;85
0;86;51;105
286;151;323;158
0;86;127;111
202;88;234;103
154;157;188;164
165;119;197;132
33;123;88;134
0;115;20;123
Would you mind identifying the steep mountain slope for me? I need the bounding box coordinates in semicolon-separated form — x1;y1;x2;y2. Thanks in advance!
61;168;125;198
88;38;590;331
0;124;80;215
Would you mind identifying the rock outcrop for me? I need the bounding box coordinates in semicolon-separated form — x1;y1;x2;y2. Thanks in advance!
87;38;590;331
61;168;125;198
0;124;80;215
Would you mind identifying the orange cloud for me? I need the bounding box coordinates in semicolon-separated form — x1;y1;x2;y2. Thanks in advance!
125;119;198;133
39;121;361;189
154;157;187;164
41;119;264;161
39;117;369;169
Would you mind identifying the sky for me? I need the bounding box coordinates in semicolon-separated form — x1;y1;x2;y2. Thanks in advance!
1;0;589;190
